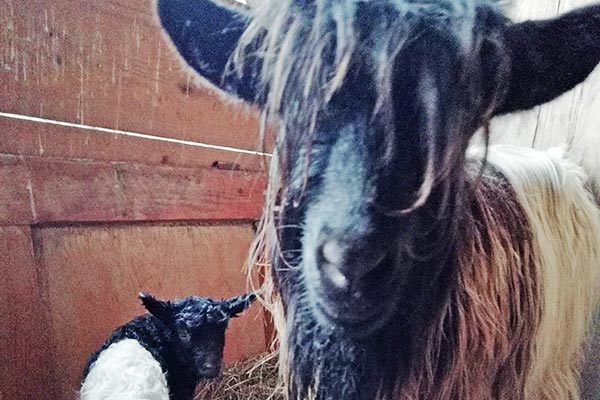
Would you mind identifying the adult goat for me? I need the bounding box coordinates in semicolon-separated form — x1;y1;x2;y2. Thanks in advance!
156;0;600;398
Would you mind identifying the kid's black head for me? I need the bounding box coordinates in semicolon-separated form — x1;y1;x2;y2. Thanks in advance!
139;292;256;379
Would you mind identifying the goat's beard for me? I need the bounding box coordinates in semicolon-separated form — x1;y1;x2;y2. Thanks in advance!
273;186;459;400
276;235;457;400
284;295;412;400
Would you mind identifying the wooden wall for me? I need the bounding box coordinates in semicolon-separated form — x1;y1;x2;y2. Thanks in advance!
0;0;268;399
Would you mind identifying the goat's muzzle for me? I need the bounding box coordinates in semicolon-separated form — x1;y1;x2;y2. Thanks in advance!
310;232;400;335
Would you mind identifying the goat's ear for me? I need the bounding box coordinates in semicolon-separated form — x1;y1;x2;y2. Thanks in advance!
493;4;600;115
156;0;262;103
223;292;256;318
139;292;172;321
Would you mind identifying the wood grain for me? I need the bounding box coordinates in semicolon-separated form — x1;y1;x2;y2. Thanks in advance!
0;116;268;171
0;226;57;400
36;223;265;400
484;0;562;148
0;164;34;225
0;0;262;150
0;154;267;225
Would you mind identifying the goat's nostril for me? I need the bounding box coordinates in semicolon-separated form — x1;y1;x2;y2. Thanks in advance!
317;236;392;290
202;362;216;371
323;263;349;289
319;240;350;289
321;240;345;265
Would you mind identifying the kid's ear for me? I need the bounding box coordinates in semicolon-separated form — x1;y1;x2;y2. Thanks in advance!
156;0;262;103
139;292;172;321
223;292;257;318
494;4;600;115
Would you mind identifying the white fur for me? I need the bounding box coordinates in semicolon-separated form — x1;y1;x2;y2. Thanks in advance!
469;145;600;399
80;339;169;400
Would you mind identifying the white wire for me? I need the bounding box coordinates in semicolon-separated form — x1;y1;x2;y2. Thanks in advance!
0;111;271;157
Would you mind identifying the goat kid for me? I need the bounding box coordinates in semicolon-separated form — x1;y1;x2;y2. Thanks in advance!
80;292;256;400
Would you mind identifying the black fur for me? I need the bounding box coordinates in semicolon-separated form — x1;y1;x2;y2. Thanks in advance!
156;0;262;102
497;4;600;114
81;292;255;400
156;0;600;114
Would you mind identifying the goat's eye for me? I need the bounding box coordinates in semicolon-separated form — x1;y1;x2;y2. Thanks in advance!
179;331;191;342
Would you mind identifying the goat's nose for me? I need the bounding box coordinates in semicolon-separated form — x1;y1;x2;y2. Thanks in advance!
322;240;346;267
318;238;388;289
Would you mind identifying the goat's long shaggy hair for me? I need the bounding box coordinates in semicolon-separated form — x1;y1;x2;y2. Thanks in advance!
248;145;600;399
468;147;600;400
234;0;484;119
237;1;600;398
233;0;507;210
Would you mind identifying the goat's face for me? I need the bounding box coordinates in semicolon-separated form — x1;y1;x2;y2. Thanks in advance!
157;0;600;336
140;292;255;379
170;298;228;379
279;27;506;334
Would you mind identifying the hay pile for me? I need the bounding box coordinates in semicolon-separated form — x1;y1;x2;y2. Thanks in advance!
195;352;285;400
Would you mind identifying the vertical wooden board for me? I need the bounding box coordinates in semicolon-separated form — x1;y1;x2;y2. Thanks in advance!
502;0;560;21
532;0;600;151
0;226;57;400
0;164;34;225
557;0;600;14
525;0;600;197
37;223;265;400
0;0;261;150
532;86;584;150
488;0;561;147
570;65;600;197
487;112;536;147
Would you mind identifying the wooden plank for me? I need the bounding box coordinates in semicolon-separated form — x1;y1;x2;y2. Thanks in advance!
37;223;265;400
0;0;262;150
0;154;267;225
533;64;600;197
0;226;57;400
0;164;34;225
532;0;600;151
487;0;562;148
526;0;600;196
503;0;561;21
573;75;600;186
569;63;600;197
0;116;268;171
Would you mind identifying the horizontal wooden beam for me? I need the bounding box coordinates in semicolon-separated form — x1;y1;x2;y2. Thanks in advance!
0;154;266;225
0;115;269;171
